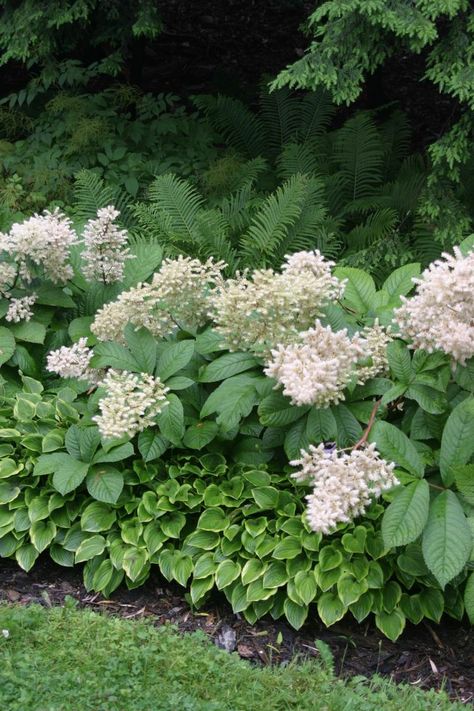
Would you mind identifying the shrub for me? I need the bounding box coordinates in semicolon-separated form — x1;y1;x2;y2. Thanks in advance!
0;212;473;640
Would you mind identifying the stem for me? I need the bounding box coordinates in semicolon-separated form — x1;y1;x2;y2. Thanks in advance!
352;398;382;450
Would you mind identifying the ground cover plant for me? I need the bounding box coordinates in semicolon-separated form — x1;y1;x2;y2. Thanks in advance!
0;604;463;710
0;205;473;641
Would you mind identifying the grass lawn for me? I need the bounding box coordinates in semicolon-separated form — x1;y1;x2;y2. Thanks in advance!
0;603;463;711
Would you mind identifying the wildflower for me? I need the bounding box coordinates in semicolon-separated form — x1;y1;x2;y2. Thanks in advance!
46;338;98;382
81;206;133;283
91;256;225;342
395;246;474;365
291;443;397;533
93;370;169;439
211;250;345;356
265;321;366;407
1;629;9;639
5;294;37;322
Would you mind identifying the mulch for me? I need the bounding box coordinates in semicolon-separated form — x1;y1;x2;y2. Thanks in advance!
1;557;473;704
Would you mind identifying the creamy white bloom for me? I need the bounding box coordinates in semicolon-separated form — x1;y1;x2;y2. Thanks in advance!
46;338;98;382
395;246;474;365
291;443;398;533
265;321;366;407
93;370;169;439
91;256;225;342
0;209;78;283
0;263;17;293
5;294;37;322
211;250;345;356
81;206;133;283
357;320;392;384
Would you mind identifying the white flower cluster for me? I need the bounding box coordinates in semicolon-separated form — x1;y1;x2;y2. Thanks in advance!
265;319;392;408
81;206;133;283
46;338;99;383
0;208;78;284
93;370;169;439
395;246;474;365
265;320;366;407
291;443;398;533
210;250;345;356
357;320;392;383
91;256;225;342
5;294;37;323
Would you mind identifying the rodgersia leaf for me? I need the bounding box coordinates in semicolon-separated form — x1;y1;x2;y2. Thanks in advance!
382;480;429;548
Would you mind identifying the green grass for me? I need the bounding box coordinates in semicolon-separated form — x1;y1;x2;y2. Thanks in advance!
0;603;463;711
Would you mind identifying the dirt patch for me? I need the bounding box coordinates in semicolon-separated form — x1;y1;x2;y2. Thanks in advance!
1;557;473;704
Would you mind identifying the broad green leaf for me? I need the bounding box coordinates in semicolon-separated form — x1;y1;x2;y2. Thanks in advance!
387;340;413;383
375;609;406;641
370;421;424;477
35;286;75;308
157;340;195;381
52;455;89;495
0;458;23;478
294;571;317;605
123;324;157;374
30;520;56;553
68;316;95;343
173;553;193;586
91;342;140;372
272;537;302;560
331;404;363;447
306;407;337;441
200;352;259;382
183;421;218;450
284;417;309;460
284;599;308;630
197;507;228;532
454;464;474;505
10;320;46;344
201;375;259;430
422;491;472;588
137;431;168;462
382;480;429;547
49;544;75;567
122;547;148;582
464;572;474;624
440;398;474;486
0;326;15;366
317;592;346;626
92;559;114;592
241;558;266;586
123;243;162;287
15;544;39;572
81;502;116;532
382;263;420;300
259;391;309;428
215;560;241;589
160;512;186;538
252;486;279;509
86;465;124;504
156;394;184;445
92;442;134;464
334;267;376;312
406;384;446;414
337;575;368;607
190;574;214;604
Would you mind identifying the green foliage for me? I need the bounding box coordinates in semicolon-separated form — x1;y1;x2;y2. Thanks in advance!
0;606;462;711
272;0;474;244
0;242;473;639
0;2;162;102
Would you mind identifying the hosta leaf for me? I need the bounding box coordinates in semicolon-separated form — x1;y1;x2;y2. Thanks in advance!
440;398;474;486
375;609;406;641
122;547;148;582
30;520;57;553
215;560;241;589
317;592;346;626
75;535;106;563
382;480;430;548
283;599;308;630
15;544;39;572
422;491;472;588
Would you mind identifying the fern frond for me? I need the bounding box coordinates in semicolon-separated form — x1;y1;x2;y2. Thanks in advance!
193;95;266;157
277;142;324;180
146;174;204;242
239;174;309;264
259;87;300;155
219;183;260;235
380;109;412;176
384;155;426;217
298;90;335;144
73;169;134;227
345;208;398;250
332;114;384;204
